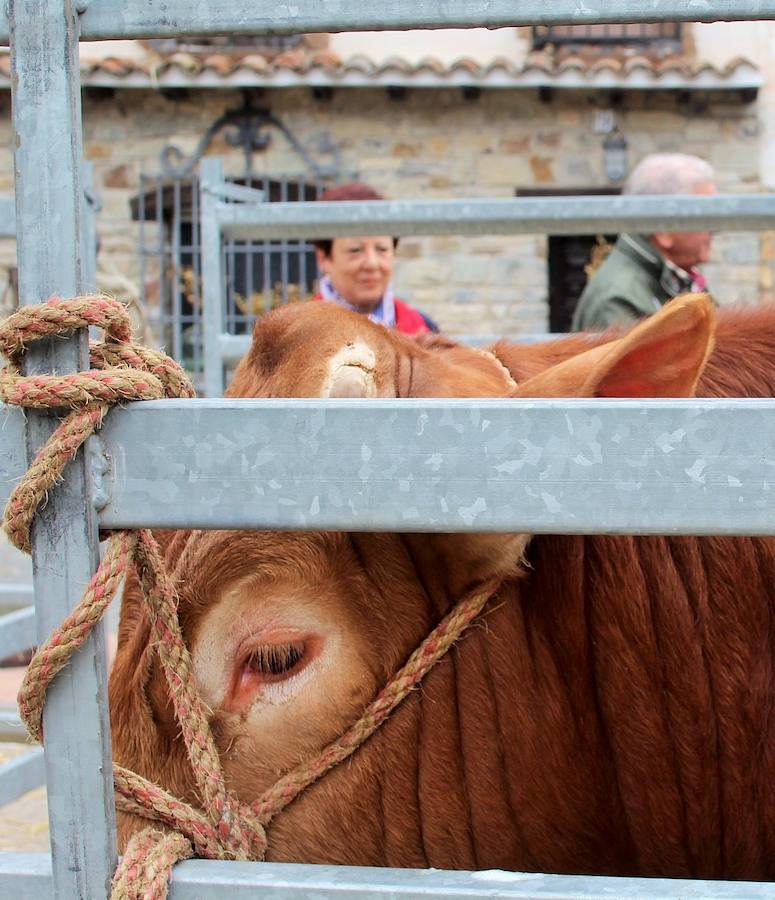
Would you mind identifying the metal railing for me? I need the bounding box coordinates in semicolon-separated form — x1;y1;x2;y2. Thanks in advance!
137;168;320;385
3;1;775;42
0;167;98;652
2;2;775;898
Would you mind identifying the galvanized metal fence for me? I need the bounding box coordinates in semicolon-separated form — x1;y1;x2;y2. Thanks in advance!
137;167;320;386
1;2;775;898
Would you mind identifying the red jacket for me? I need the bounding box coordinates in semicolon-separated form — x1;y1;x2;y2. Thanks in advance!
312;294;434;336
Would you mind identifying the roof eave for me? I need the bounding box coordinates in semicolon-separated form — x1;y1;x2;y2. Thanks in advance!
0;57;762;92
75;68;764;91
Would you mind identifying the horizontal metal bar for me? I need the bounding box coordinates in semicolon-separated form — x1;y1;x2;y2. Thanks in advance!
218;333;252;364
171;861;775;899
3;398;775;535
170;860;774;900
0;748;45;808
0;607;35;661
0;854;773;898
203;182;266;204
0;0;772;43
0;853;50;898
216;195;775;242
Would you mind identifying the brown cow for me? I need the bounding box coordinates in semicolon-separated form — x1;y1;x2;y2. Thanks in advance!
110;295;775;880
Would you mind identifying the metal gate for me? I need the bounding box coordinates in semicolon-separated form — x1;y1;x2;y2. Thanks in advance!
2;2;775;898
132;94;332;383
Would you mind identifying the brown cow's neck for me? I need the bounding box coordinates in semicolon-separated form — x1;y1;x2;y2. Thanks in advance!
267;530;775;880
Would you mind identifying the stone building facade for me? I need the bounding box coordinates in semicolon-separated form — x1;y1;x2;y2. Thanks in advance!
0;22;773;369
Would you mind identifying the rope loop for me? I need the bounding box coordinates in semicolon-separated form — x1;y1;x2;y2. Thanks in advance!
0;295;193;553
0;294;133;364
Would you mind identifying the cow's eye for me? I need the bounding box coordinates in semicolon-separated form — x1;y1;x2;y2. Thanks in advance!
228;633;321;710
244;641;306;679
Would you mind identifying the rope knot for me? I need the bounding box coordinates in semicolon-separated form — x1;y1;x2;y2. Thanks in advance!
0;295;193;552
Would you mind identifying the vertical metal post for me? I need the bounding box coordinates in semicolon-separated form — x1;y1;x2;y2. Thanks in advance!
171;177;183;363
201;158;226;397
261;175;271;313
10;1;116;898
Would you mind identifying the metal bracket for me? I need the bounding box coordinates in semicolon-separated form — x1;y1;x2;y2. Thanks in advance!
201;181;266;203
88;434;111;511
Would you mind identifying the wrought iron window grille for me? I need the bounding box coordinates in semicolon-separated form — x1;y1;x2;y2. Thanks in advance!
133;92;339;380
532;23;683;50
159;90;340;180
147;34;304;56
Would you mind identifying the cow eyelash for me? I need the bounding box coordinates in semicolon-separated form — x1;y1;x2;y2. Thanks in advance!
244;641;306;678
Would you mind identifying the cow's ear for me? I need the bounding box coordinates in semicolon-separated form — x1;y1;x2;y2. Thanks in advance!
516;293;715;398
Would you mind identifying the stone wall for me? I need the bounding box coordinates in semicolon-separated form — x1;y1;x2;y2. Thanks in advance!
0;85;770;339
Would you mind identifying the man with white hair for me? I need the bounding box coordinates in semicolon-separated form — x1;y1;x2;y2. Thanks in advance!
571;153;716;331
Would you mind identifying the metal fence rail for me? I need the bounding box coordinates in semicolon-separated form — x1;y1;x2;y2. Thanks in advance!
4;0;775;42
0;749;45;808
1;855;775;900
0;606;35;662
4;0;775;898
3;398;775;536
216;194;775;242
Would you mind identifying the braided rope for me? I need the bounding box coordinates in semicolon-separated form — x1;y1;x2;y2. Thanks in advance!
0;294;133;362
131;530;266;861
0;296;193;553
111;828;193;900
4;402;107;553
0;295;501;898
113;766;228;860
18;531;136;741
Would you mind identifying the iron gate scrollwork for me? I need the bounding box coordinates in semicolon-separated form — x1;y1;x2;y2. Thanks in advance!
132;90;341;383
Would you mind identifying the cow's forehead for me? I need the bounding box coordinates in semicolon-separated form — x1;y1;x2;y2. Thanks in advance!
169;529;349;605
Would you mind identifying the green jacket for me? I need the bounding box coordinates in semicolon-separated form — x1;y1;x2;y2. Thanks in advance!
571;233;695;332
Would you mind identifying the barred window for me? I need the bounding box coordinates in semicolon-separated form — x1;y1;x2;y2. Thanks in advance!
532;23;682;50
131;173;319;380
147;35;303;55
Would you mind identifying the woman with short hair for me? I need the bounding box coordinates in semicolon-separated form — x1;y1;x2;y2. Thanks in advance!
313;182;439;335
